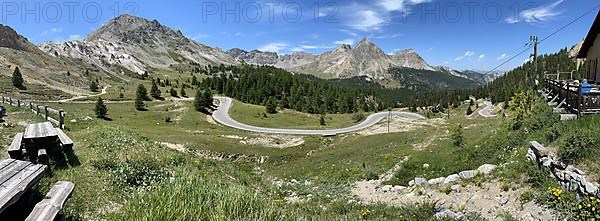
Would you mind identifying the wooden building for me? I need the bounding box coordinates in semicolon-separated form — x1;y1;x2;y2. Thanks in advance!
578;10;600;83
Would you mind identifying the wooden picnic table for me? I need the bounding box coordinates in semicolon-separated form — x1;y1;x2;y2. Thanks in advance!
0;159;48;214
23;122;58;141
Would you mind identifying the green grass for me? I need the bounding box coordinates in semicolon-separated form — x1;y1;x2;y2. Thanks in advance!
229;100;366;130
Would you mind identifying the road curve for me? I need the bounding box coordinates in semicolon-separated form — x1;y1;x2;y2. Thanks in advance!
212;96;426;136
478;101;497;118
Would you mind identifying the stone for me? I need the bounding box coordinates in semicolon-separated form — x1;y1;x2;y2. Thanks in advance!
380;185;392;192
391;186;406;192
541;158;553;167
585;182;599;194
459;170;478;179
444;174;461;184
451;184;461;191
526;148;537;162
422;163;430;169
428;177;445;185
529;141;555;158
414;178;428;186
434;209;465;220
477;164;497;175
566;165;586;175
70;119;77;123
497;197;509;206
408;180;415;186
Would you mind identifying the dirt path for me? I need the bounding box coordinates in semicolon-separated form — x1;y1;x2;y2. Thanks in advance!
56;86;109;102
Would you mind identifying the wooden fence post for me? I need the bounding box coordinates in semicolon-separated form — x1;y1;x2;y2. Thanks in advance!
44;105;49;121
29;102;33;111
8;97;12;105
17;100;20;107
59;109;65;129
2;97;4;103
36;105;40;116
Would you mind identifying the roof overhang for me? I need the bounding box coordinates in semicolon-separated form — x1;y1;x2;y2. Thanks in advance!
578;10;600;58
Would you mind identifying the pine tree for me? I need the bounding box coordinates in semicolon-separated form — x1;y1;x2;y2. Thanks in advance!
265;97;277;114
95;97;108;119
192;75;198;87
202;89;213;108
180;87;187;97
151;80;161;99
466;105;473;115
452;124;464;147
135;84;147;110
12;67;24;90
320;115;326;126
170;88;178;97
90;80;99;92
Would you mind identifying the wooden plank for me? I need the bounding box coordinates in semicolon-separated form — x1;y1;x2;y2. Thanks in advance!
0;159;16;171
55;128;74;151
25;181;75;221
46;108;60;115
0;164;47;213
0;161;31;184
24;122;58;139
48;117;60;126
7;133;24;159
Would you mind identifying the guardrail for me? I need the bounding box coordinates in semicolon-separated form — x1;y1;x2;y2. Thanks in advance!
545;79;600;115
0;96;66;129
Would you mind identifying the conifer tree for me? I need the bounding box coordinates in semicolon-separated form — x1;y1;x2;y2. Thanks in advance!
12;67;24;90
95;97;108;119
265;97;277;114
151;80;161;99
180;87;187;97
170;88;178;97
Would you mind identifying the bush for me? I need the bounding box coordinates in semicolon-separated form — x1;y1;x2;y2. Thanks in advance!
557;131;596;164
352;112;365;122
92;157;170;188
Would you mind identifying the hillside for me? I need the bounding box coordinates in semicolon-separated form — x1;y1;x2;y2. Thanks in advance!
0;25;116;97
40;14;238;76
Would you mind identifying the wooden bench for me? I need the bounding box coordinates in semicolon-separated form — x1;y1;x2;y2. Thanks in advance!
55;128;74;151
0;159;48;214
8;133;24;159
25;181;75;221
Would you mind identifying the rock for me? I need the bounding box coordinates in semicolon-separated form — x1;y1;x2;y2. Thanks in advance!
497;197;509;206
477;164;497;175
422;163;430;169
391;186;406;192
380;185;392;192
458;170;478;179
434;209;465;220
408;180;415;186
414;178;428;186
541;158;553;167
566;165;586;175
70;119;77;123
428;177;445;185
451;184;461;191
444;174;460;184
585;182;599;194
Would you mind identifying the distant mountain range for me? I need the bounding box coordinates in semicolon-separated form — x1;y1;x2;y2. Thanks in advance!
0;14;507;95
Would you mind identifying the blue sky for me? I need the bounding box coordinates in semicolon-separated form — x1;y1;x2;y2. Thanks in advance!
2;0;598;71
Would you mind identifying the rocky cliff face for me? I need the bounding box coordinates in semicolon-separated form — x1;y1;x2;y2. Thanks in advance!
40;14;237;75
227;38;436;80
0;25;40;53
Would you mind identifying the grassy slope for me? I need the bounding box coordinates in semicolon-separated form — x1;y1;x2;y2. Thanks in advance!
228;100;367;130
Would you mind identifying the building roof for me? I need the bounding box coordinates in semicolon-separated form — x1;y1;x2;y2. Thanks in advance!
578;10;600;58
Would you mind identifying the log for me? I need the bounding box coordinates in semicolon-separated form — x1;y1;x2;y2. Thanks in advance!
7;133;24;159
25;181;75;221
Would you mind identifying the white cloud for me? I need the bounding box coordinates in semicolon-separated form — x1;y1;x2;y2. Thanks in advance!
455;51;475;61
291;47;304;52
506;0;564;24
378;0;431;12
478;54;486;61
334;39;355;45
373;33;403;39
348;10;386;32
192;33;209;40
497;53;509;61
300;45;318;49
68;34;81;40
258;42;288;53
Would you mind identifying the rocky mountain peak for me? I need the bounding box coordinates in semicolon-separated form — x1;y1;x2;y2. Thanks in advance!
0;24;37;52
86;14;185;42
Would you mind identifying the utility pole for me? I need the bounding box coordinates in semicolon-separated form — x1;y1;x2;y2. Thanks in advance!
529;36;539;87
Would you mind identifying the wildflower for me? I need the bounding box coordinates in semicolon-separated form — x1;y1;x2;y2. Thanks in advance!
578;204;583;209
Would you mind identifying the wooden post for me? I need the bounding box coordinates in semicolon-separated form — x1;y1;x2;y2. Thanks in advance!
29;102;33;111
44;105;49;121
9;97;12;105
59;109;65;129
36;105;40;116
2;97;4;103
17;100;20;107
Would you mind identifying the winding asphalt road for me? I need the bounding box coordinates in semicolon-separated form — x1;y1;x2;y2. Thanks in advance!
478;101;497;118
212;96;426;136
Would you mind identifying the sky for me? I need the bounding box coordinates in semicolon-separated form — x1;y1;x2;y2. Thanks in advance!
1;0;599;72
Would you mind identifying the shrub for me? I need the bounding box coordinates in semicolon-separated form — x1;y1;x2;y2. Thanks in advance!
352;112;365;122
451;124;464;147
557;130;596;164
92;157;170;188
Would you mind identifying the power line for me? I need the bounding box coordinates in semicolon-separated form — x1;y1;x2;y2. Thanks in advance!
483;6;600;75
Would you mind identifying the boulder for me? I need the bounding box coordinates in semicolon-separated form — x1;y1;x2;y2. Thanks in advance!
428;177;445;185
414;178;428;186
585;182;599;194
434;209;465;220
458;170;478;179
477;164;497;175
444;174;460;184
391;186;406;192
529;141;555;158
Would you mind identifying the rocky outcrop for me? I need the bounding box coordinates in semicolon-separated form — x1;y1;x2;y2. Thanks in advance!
408;164;498;187
40;14;238;75
527;141;600;198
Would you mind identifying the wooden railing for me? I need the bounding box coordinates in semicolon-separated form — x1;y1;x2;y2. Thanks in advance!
544;79;600;115
0;96;66;129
